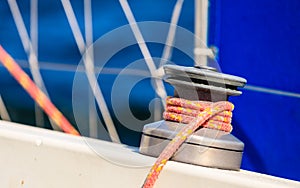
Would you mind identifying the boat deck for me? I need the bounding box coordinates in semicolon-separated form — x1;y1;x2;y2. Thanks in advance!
0;120;298;188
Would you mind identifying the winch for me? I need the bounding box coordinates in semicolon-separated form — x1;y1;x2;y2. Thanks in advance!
139;64;246;171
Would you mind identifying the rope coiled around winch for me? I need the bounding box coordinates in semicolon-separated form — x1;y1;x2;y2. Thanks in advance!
164;97;233;132
142;97;234;188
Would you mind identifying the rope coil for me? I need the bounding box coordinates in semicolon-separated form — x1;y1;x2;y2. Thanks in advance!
142;97;234;188
164;97;233;132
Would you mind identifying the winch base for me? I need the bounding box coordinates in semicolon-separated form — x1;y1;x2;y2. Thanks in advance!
140;120;244;171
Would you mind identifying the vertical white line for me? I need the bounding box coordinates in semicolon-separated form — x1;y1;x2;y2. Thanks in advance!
31;0;38;57
84;0;98;138
194;0;209;67
160;0;184;66
84;0;93;48
119;0;167;110
154;0;184;121
30;0;44;127
0;95;11;121
61;0;120;143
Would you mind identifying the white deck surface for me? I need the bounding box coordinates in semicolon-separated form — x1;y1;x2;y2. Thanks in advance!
0;120;299;188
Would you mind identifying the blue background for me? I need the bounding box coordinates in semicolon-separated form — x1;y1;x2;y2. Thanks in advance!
0;0;300;182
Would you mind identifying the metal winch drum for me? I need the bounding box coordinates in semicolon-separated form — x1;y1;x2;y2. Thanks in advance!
139;64;247;171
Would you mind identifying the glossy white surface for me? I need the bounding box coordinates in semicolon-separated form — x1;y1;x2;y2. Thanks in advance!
0;120;299;188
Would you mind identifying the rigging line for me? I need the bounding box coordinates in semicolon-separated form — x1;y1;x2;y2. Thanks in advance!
30;0;38;57
7;0;59;129
12;60;300;101
159;0;184;67
154;0;184;121
12;61;300;100
194;0;209;67
84;0;93;48
119;0;168;108
61;0;120;143
0;95;11;121
84;0;98;138
61;0;86;54
7;0;47;95
1;60;151;77
243;84;300;99
30;0;44;127
214;0;222;51
0;46;79;135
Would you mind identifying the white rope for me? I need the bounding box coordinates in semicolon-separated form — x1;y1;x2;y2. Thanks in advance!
8;0;46;94
153;0;184;121
244;85;300;99
2;60;151;76
160;0;184;66
61;0;86;54
30;0;44;127
0;95;11;121
84;0;98;138
7;0;59;129
61;0;120;143
84;0;93;48
119;0;168;109
194;0;209;67
30;0;38;57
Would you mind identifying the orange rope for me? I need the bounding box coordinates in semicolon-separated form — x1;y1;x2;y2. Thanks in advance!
0;45;80;136
163;97;233;132
142;98;234;187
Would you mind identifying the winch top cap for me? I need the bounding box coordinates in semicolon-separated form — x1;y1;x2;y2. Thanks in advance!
163;64;247;87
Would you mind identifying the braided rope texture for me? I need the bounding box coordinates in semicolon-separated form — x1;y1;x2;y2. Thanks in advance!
142;97;234;188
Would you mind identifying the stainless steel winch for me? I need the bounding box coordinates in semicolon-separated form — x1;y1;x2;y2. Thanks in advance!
139;64;247;170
